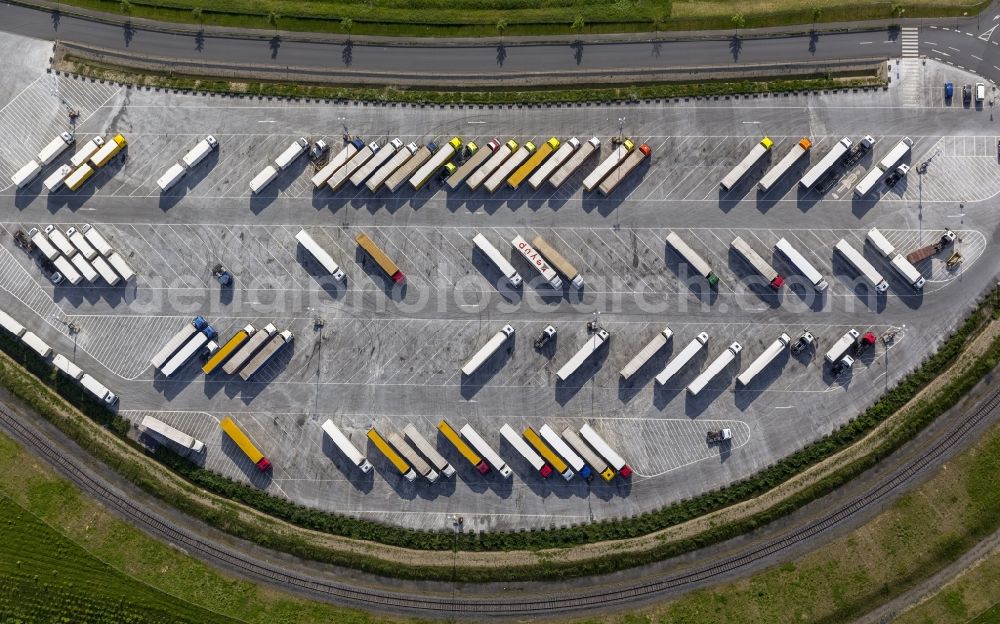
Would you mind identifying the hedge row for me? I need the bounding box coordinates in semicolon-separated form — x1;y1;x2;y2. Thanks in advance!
0;287;996;580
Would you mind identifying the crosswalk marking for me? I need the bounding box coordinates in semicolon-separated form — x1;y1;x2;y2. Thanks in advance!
902;27;919;58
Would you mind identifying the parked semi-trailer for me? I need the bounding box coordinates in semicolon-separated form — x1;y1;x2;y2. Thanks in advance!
906;229;956;264
598;142;650;196
582;139;634;192
156;163;187;192
295;229;345;281
80;373;118;405
312;139;363;188
161;324;217;377
367;142;417;192
106;252;135;282
0;309;26;338
825;329;860;365
774;237;828;292
500;424;552;477
620;326;673;381
182;135;219;168
460;423;513;478
11;161;41;188
386;143;435;192
666;231;720;286
37;132;75;165
44;225;76;257
524;426;573;480
387;431;438;482
539;425;592;480
731;236;784;290
64;164;96;192
484;141;534;193
758;138;811;192
20;331;52;358
203;324;255;374
462;325;515;376
449;139;497;189
529;137;578;190
720;137;773;191
467;140;517;191
43;164;73;192
274;137;308;170
655;331;709;386
688;341;742;396
835;239;889;293
220;416;271;471
89;256;120;286
438;419;490;474
140;415;205;455
352;138;401;186
866;227;895;258
580;423;632;478
90;134;127;167
511;235;563;289
562;427;614;481
530;235;584;289
800;137;852;189
322;420;373;472
403;423;455;477
411;137;462;190
249;165;279;194
736;333;790;386
239;329;292;380
855;137;912;197
889;255;926;290
473;233;522;288
150;316;208;370
70;137;105;167
508;137;559;189
66;227;98;260
52;256;82;285
328;141;380;191
223;323;276;374
28;228;59;261
52;353;84;380
556;329;610;381
549;137;599;188
355;232;405;284
81;224;112;257
69;254;98;283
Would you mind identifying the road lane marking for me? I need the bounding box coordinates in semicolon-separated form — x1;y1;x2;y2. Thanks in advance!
948;46;961;51
932;49;951;56
972;54;983;61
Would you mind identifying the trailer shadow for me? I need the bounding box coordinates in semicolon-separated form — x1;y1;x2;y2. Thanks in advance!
554;341;609;406
733;350;789;410
684;357;739;418
831;253;887;312
652;345;708;410
471;246;523;304
321;434;375;492
354;246;407;300
460;337;515;399
249;159;308;214
755;164;803;213
726;248;781;308
663;241;718;306
364;438;418;500
220;435;273;488
151;361;206;400
296;246;347;301
618;339;673;404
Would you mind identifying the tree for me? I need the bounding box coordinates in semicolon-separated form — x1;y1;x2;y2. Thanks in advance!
340;16;354;39
652;13;667;32
495;17;508;38
571;14;585;33
267;10;280;31
191;6;203;23
119;0;132;15
731;12;745;36
811;6;822;26
891;3;905;19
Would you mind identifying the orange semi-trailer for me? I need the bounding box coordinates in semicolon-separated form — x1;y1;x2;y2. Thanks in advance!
355;232;405;284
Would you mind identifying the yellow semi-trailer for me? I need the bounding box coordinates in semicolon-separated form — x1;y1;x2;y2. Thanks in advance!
355;232;405;284
368;428;417;481
409;136;462;190
386;431;439;482
528;137;578;190
582;139;634;192
466;139;517;191
90;133;127;168
523;426;573;480
438;420;490;474
549;137;599;188
448;139;495;190
64;164;95;192
203;324;256;374
484;141;534;193
220;417;271;471
508;137;559;189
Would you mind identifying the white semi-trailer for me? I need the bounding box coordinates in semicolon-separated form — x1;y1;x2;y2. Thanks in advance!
403;423;455;478
461;325;515;376
582;139;634;192
0;309;26;338
295;229;346;281
81;224;113;257
511;235;563;289
312;139;363;188
835;239;888;293
43;164;73;192
52;353;84;380
731;236;784;290
620;326;673;381
80;373;118;405
467;140;517;191
150;316;208;370
825;329;860;365
69;254;99;283
28;228;59;261
865;227;895;258
774;237;828;292
460;423;513;478
855;137;912;197
890;255;926;290
528;137;579;190
37;132;75;165
473;233;522;287
549;137;599;188
66;227;98;260
274;137;309;170
45;225;77;258
156;163;187;192
410;137;462;190
70;137;105;167
666;231;720;286
367;142;417;192
539;424;592;480
655;331;709;386
579;423;632;478
182;135;219;168
720;137;773;191
758;138;811;192
736;333;790;386
52;256;82;285
563;427;614;481
483;141;534;193
223;323;276;375
11;161;41;188
556;329;609;381
387;431;439;482
161;325;217;378
352;138;402;186
500;424;553;478
321;419;373;473
799;137;852;189
90;255;121;286
140;415;205;455
106;252;136;282
385;143;435;192
688;342;742;396
249;165;279;194
21;331;53;358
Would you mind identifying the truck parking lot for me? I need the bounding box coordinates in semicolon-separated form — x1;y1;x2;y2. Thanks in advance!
0;36;998;531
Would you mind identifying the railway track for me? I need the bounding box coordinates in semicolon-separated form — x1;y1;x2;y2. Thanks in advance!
1;381;998;618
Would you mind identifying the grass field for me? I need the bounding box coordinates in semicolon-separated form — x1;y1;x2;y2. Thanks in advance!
32;0;989;37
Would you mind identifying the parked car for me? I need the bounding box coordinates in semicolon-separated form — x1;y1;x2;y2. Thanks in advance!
976;82;985;102
944;81;954;99
963;83;972;105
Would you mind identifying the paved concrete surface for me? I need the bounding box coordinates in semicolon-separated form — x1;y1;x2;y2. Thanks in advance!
0;31;998;531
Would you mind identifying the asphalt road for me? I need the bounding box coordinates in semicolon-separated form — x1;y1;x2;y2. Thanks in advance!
922;19;1000;86
0;2;896;78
